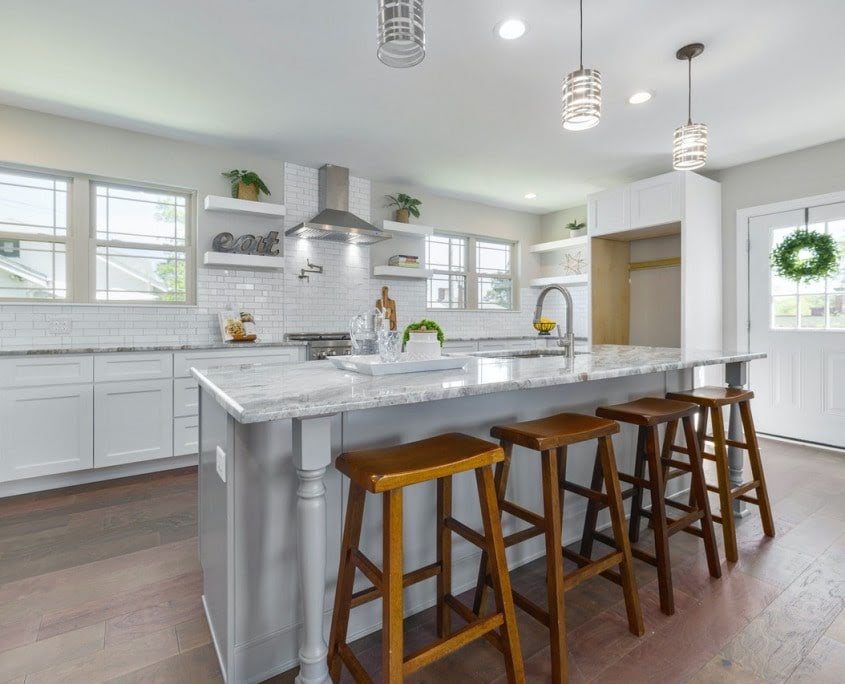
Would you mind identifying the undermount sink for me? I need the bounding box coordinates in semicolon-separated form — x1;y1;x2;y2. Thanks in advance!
471;348;591;359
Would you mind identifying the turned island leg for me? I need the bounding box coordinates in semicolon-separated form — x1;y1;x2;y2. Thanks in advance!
293;415;335;684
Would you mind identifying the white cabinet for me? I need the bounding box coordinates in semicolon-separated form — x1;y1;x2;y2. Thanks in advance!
174;416;199;457
629;173;681;229
174;378;199;417
0;384;94;482
94;352;173;382
0;355;93;388
173;348;302;378
588;186;630;237
95;379;173;468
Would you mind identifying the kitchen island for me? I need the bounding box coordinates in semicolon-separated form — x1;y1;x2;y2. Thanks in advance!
192;345;764;684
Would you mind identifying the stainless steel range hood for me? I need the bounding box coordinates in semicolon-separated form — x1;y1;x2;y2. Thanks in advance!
285;164;390;245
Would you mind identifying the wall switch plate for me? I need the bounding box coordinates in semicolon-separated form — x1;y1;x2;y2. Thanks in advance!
48;318;72;335
216;445;227;483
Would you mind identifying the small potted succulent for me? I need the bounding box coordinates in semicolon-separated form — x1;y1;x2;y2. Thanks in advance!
385;193;422;223
222;170;272;201
565;219;586;237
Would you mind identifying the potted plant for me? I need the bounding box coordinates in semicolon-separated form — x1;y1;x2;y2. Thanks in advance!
385;193;422;223
222;169;272;201
565;219;586;237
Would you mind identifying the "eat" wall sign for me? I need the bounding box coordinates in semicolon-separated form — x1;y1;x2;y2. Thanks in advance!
212;231;281;256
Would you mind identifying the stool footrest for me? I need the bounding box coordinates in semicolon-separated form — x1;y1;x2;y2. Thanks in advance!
444;517;486;549
351;549;383;590
564;550;625;591
338;642;374;684
563;547;624;586
503;525;545;547
403;612;505;676
665;499;696;514
666;510;704;536
561;479;607;503
703;435;749;450
499;500;546;528
443;594;504;652
665;459;693;472
670;445;692;456
731;479;761;499
349;560;441;609
510;588;551;627
617;472;651;489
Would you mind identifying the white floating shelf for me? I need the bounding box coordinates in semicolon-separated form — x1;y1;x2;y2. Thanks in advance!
204;195;286;218
529;274;589;288
203;252;285;270
373;265;433;279
382;220;434;237
529;235;589;253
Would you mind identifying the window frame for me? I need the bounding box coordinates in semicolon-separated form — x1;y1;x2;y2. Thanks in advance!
0;163;196;305
426;230;519;311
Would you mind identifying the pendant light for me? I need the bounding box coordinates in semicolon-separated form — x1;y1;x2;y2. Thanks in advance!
378;0;425;68
673;43;707;170
561;0;601;131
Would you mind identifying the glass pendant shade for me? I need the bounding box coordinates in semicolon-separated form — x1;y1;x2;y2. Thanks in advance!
673;122;708;170
561;67;602;130
378;0;425;68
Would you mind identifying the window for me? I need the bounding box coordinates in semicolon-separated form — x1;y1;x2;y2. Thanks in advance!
0;169;68;299
770;211;845;330
426;232;516;310
94;183;189;302
0;164;194;304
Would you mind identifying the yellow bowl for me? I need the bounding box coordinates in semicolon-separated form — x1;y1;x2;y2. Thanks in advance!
533;321;556;334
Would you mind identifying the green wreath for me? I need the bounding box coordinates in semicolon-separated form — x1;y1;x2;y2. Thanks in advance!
770;229;840;284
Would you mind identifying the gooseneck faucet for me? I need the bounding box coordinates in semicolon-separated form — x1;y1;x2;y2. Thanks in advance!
533;285;575;361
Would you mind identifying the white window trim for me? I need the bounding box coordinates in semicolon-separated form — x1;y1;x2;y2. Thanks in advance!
0;162;197;305
426;230;520;311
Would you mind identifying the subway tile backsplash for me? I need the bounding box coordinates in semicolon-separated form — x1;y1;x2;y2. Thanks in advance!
0;162;587;350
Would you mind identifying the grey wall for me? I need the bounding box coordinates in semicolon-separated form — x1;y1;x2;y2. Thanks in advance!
714;137;845;346
539;205;588;242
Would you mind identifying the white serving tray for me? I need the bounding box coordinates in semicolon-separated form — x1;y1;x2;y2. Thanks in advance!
329;354;469;376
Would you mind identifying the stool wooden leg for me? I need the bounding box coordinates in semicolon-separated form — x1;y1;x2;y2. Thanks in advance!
382;489;404;682
578;445;604;559
436;476;452;639
541;449;568;684
328;484;367;682
687;408;709;509
739;401;776;538
598;435;645;637
472;442;512;616
711;406;739;563
683;416;721;579
645;426;674;616
628;427;648;543
476;466;525;684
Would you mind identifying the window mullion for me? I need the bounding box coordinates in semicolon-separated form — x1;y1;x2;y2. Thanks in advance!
70;174;91;303
467;237;478;309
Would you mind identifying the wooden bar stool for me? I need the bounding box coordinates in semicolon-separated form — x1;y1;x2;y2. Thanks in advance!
472;413;644;684
666;387;775;562
328;432;525;684
583;397;722;616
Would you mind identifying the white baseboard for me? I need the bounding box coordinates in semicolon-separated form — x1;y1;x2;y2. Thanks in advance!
0;454;198;498
758;433;845;454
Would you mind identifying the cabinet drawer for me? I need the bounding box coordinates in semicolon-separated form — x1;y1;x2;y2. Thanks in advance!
441;342;478;354
477;339;537;352
174;348;302;378
0;355;94;388
174;416;199;457
95;353;173;382
174;378;199;417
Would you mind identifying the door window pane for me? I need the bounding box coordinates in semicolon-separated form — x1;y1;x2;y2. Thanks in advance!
772;295;797;329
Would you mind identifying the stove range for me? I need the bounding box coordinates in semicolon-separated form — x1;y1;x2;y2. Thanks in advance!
286;332;352;360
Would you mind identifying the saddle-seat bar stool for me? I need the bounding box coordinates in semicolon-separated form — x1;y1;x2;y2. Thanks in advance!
471;412;644;684
328;432;525;683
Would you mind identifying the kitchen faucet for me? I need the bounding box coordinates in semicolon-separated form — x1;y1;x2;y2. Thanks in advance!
533;285;575;361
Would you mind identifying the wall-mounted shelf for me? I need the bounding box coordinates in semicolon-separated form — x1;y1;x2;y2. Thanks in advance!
204;195;286;218
373;265;433;279
529;235;588;253
382;220;434;237
203;252;285;270
529;274;589;288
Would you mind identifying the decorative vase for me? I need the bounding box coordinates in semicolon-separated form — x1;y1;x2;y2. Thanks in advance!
237;182;259;201
395;208;410;223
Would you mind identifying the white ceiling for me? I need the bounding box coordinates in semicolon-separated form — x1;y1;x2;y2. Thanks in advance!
1;1;844;213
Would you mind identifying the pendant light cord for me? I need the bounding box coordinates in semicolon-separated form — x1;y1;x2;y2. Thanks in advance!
687;56;693;125
579;0;584;68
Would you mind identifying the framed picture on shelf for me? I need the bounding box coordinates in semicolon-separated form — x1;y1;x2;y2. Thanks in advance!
219;310;258;342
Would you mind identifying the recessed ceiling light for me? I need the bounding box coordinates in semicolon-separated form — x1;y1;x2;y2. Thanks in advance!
628;91;653;105
496;18;527;40
524;192;537;199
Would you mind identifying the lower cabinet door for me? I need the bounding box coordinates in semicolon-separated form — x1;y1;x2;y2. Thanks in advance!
0;384;94;482
95;379;173;468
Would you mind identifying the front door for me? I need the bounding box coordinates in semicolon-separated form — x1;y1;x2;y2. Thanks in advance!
748;202;845;448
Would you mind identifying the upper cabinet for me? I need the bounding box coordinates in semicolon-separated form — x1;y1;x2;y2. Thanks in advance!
587;186;630;237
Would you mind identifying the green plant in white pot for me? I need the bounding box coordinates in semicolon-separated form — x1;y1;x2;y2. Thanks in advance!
565;219;586;236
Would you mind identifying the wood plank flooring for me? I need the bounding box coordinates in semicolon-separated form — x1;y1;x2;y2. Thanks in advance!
0;438;842;682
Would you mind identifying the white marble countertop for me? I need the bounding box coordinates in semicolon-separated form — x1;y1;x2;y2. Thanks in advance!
192;344;765;424
0;340;307;356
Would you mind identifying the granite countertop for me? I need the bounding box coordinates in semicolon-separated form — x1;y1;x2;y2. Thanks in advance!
0;340;308;356
192;344;766;424
446;335;589;343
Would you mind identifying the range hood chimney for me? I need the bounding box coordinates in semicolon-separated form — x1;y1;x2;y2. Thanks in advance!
285;164;390;244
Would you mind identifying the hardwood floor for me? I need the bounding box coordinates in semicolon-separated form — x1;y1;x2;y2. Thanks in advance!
0;438;843;682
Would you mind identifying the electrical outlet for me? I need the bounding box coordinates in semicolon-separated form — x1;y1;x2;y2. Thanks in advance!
48;318;72;335
216;445;227;483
